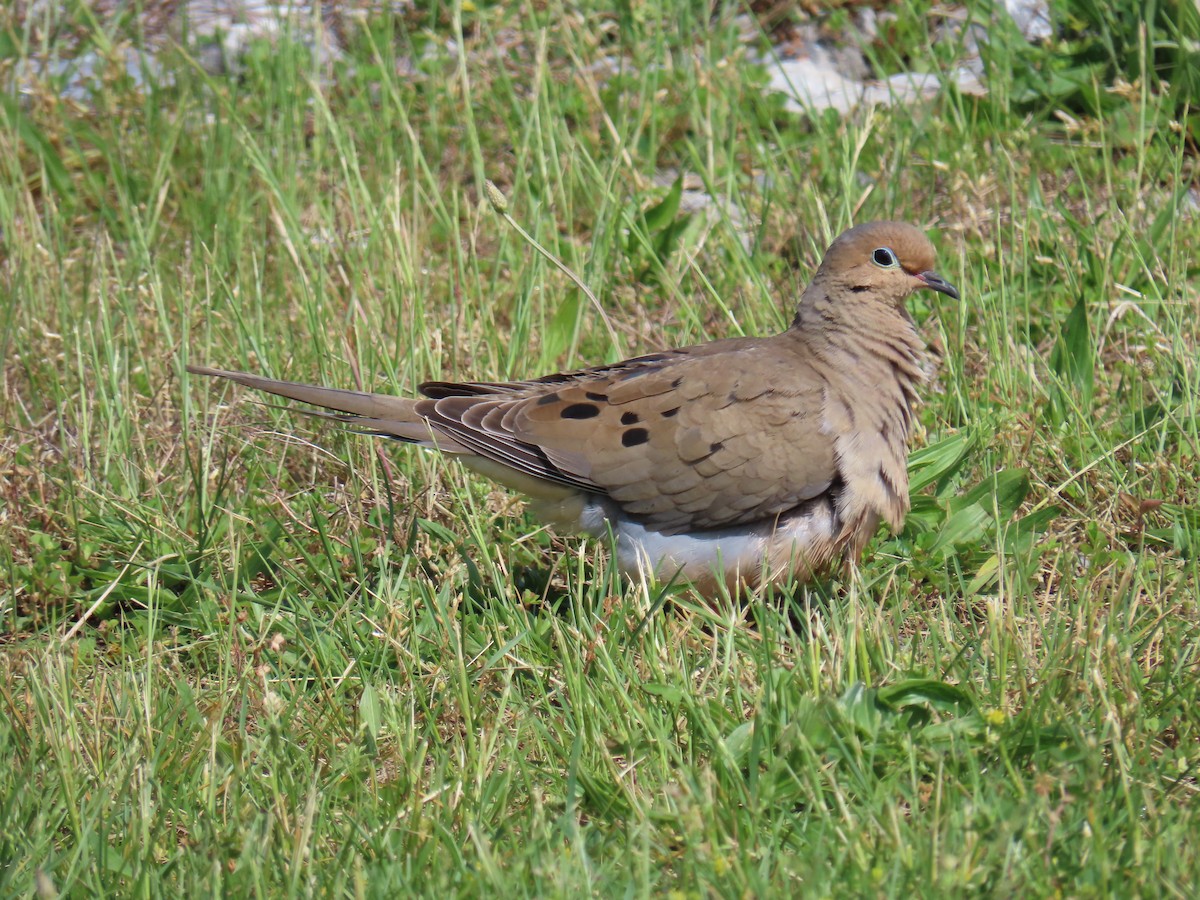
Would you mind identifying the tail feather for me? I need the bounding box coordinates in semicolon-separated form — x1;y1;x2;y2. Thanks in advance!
187;365;458;449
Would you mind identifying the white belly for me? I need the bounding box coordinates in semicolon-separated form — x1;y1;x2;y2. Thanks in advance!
466;455;841;596
584;496;840;596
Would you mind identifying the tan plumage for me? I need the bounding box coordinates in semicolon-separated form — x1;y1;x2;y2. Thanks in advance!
189;220;958;596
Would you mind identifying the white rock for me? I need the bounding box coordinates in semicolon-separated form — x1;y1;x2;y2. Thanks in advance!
765;55;865;115
1005;0;1052;42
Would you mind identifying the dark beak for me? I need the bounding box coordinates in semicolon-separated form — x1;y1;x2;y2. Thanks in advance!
916;270;960;301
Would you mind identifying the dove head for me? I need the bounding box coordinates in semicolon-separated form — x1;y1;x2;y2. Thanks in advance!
801;221;959;320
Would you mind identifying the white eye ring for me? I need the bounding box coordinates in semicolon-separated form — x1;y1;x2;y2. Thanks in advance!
872;247;899;268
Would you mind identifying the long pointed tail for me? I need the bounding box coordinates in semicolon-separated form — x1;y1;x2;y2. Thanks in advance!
187;365;450;447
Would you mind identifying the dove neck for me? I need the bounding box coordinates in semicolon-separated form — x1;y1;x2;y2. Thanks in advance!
792;292;921;347
789;295;926;391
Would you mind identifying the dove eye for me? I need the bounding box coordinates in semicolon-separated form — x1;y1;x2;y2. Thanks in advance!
872;247;899;268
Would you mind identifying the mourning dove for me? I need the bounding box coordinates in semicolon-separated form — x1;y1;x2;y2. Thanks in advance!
189;220;958;596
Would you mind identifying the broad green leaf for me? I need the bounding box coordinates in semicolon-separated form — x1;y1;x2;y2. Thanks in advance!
642;683;685;704
956;469;1030;519
907;430;976;494
416;517;459;544
640;175;683;233
543;289;583;364
359;683;382;742
1049;295;1095;405
877;679;976;713
927;505;993;558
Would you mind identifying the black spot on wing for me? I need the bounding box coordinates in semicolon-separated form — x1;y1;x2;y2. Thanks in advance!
561;403;601;419
622;428;650;447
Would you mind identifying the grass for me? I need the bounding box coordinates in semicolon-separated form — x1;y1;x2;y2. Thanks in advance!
2;0;1198;895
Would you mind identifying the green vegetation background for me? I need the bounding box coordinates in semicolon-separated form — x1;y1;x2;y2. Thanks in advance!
1;1;1198;895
